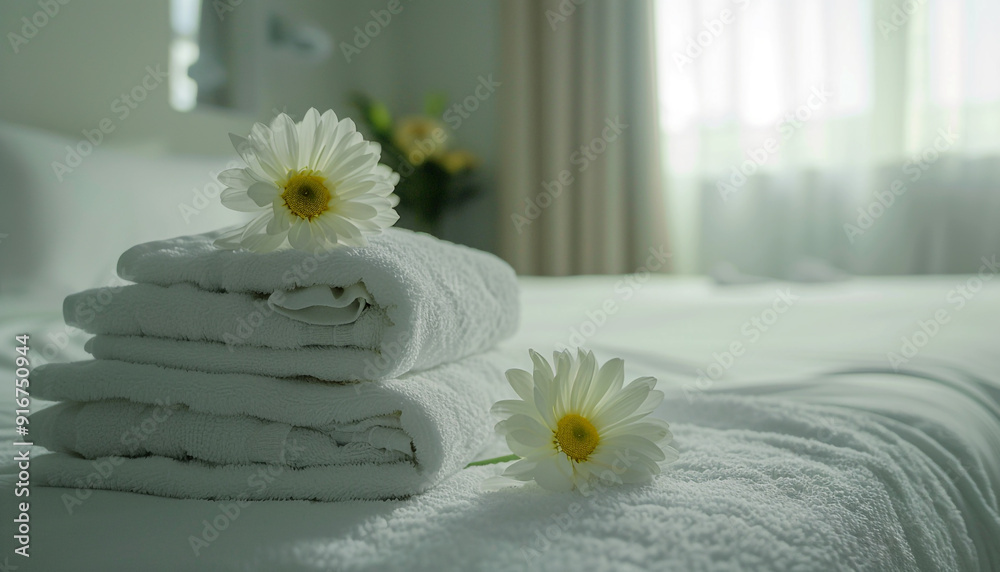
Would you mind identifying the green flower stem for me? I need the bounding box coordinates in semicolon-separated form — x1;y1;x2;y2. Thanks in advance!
464;454;520;468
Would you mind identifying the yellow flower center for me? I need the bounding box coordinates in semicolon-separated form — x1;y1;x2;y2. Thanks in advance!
282;170;332;220
555;413;600;462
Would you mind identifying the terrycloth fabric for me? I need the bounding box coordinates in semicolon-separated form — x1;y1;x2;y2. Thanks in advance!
68;227;519;380
28;354;513;501
67;282;389;351
210;394;997;572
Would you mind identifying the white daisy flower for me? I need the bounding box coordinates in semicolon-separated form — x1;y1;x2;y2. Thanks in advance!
488;349;678;492
215;108;400;253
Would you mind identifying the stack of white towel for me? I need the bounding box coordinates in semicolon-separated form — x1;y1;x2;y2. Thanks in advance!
30;227;520;500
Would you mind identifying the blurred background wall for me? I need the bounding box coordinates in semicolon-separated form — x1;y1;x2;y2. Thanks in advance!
4;0;1000;277
0;0;500;252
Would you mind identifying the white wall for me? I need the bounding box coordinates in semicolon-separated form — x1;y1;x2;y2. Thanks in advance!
0;0;251;155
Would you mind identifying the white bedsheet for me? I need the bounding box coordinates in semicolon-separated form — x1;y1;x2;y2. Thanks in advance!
2;275;999;571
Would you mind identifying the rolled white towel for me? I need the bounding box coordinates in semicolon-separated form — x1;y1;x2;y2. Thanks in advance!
65;227;520;380
29;354;512;501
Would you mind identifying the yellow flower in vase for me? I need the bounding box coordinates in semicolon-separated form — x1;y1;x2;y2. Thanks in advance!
393;116;448;166
437;149;479;174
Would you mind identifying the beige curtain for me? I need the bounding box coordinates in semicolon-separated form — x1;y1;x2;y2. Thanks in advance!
497;0;670;276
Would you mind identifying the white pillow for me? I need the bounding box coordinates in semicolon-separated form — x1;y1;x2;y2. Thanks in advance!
0;121;249;297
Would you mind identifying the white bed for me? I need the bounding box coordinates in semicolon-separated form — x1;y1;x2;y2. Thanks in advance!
2;122;999;570
2;274;1000;570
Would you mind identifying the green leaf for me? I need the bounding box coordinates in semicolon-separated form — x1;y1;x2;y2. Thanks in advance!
465;454;520;468
424;92;448;117
369;102;392;133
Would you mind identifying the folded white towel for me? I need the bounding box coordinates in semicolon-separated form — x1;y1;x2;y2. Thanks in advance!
66;227;519;380
29;354;513;500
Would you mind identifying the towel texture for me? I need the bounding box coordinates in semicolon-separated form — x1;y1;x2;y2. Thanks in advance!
240;394;999;572
69;227;519;380
29;354;513;500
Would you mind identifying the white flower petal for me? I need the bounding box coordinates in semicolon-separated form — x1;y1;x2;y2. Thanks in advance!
217;167;261;188
213;225;244;250
241;229;287;253
590;358;625;410
335;200;379;220
532;381;557;428
249;123;291;180
599;434;667;463
220;187;264;212
314;121;362;174
373;164;400;186
602;418;671;443
287;219;319;251
491;399;537;419
326;151;379;184
551;351;574;415
662;445;680;464
504;368;535;402
297;108;321;167
601;392;666;433
502;414;553;451
267;201;294;235
240;211;273;241
335;180;379;200
228;134;256;167
529;349;555;388
502;457;540;479
592;377;656;428
532;454;575;492
569;350;597;413
315;214;364;247
247;182;280;207
270;113;300;171
372;208;400;229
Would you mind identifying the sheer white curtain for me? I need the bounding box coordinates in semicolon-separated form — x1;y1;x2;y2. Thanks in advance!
655;0;1000;275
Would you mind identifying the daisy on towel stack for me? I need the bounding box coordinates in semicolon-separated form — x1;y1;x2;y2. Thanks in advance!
29;227;520;500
